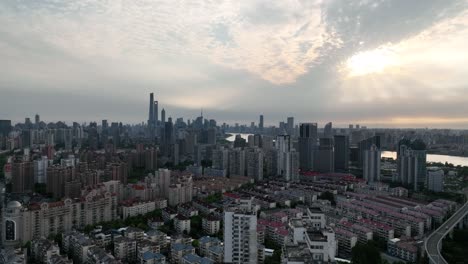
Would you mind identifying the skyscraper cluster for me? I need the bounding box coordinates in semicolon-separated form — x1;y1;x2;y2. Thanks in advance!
148;92;159;138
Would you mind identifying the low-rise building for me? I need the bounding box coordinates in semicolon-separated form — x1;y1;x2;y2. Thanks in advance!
87;247;120;264
146;229;166;245
181;253;214;264
387;238;418;263
138;240;161;261
148;217;165;230
170;234;192;245
337;221;372;244
206;246;223;263
31;238;60;263
94;231;113;247
162;208;178;222
62;231;95;264
357;218;394;241
192;200;217;215
121;200;156;219
171;243;195;264
174;215;191;234
124;227;145;241
0;248;27;264
113;237;137;262
199;236;221;257
334;227;358;256
139;251;166;264
154;198;168;209
178;204;199;218
202;216;220;235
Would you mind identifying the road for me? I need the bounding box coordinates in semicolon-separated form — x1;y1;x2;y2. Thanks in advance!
425;200;468;264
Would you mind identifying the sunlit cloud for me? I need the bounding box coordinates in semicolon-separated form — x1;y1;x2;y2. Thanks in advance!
0;0;338;85
337;9;468;105
342;46;399;77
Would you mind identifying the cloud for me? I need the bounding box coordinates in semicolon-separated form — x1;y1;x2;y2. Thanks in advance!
336;8;468;104
1;0;468;128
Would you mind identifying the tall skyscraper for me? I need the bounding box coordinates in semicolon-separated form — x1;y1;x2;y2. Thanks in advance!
34;114;40;125
298;123;317;171
213;147;229;173
358;135;381;168
410;139;427;187
259;115;264;131
276;135;299;182
396;139;427;191
11;158;34;193
224;210;258;264
161;108;166;124
148;93;159;137
148;93;154;126
33;156;49;184
324;122;332;138
427;168;444;192
154;100;159;125
47;165;76;199
315;137;334;173
0;120;11;137
246;148;264;181
154;168;171;198
228;148;246;176
287;117;294;135
334;135;349;172
363;144;381;183
397;145;419;190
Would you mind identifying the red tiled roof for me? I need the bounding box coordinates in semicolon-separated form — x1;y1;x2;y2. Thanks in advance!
132;185;145;190
223;192;240;199
276;228;289;236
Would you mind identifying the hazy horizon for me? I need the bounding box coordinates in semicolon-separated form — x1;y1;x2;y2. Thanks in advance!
1;0;468;128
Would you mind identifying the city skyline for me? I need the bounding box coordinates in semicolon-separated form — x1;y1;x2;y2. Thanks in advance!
1;0;468;128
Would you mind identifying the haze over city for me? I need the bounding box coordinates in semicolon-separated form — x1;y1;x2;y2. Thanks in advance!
3;1;468;264
1;0;468;128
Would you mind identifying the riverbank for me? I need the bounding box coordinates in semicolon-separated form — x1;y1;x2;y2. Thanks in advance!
382;151;468;167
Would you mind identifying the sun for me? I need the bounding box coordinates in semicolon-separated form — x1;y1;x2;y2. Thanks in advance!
345;46;398;77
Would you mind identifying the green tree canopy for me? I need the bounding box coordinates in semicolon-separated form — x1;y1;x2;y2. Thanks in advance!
351;242;382;264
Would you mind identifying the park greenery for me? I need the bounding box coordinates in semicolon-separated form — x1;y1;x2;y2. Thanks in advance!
442;228;468;264
264;238;281;264
351;242;381;264
318;191;336;206
203;192;223;204
0;154;6;179
83;209;162;234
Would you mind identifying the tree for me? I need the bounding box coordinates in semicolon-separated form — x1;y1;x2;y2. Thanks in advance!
351;242;382;264
192;239;199;248
34;183;47;195
201;159;212;168
318;191;336;206
264;238;281;250
204;193;222;203
0;154;7;179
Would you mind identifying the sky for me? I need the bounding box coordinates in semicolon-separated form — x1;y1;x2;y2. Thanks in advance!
1;0;468;128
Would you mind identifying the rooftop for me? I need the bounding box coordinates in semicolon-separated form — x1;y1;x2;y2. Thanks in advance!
307;230;328;242
182;253;214;264
172;243;194;252
199;236;220;244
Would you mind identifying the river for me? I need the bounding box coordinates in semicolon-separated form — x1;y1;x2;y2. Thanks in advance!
226;133;468;167
381;151;468;166
225;133;252;142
